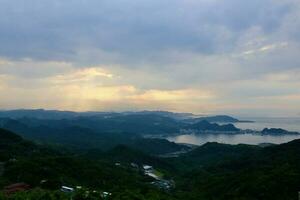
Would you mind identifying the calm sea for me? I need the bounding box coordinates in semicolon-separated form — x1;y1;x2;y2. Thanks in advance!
167;117;300;146
235;117;300;132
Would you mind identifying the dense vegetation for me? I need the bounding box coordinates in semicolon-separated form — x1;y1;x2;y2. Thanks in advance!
0;117;189;155
171;140;300;200
0;127;299;199
0;128;175;199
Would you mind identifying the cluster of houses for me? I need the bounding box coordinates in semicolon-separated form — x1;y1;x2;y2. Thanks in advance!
3;162;173;197
151;180;174;190
60;185;112;198
142;165;174;191
2;182;112;199
114;161;175;191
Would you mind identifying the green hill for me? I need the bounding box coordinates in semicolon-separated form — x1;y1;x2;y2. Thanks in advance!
0;127;300;200
172;139;300;200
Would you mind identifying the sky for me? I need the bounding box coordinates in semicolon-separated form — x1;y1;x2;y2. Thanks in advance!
0;0;300;117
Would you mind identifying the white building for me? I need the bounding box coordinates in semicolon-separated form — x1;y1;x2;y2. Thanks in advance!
61;186;74;193
143;165;153;171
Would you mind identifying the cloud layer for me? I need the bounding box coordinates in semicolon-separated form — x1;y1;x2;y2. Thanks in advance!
0;0;300;116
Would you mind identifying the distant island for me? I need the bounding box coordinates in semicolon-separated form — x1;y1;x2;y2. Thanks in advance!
262;128;299;135
181;120;240;134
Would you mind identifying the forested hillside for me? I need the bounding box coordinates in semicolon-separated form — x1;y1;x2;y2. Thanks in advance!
0;127;299;199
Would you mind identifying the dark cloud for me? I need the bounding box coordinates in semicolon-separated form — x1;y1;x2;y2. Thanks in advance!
0;0;295;63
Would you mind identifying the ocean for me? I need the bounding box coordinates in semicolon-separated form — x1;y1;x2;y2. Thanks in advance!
167;117;300;146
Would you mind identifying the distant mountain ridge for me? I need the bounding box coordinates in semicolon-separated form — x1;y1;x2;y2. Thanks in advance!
0;109;251;122
0;109;111;120
184;115;254;123
0;109;196;120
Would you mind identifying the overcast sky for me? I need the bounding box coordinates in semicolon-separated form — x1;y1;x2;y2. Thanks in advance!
0;0;300;117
